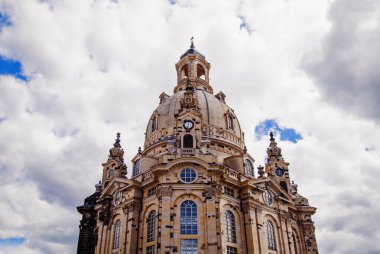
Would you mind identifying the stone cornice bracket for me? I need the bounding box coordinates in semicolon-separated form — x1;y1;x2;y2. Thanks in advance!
242;202;256;213
156;186;173;198
202;184;222;199
122;201;142;214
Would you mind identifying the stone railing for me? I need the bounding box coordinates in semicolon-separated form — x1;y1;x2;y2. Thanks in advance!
181;148;196;155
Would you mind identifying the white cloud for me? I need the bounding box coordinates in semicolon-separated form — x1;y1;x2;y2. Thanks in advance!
0;0;379;253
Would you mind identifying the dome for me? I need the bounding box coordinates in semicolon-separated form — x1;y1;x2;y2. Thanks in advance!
143;43;245;156
144;89;243;150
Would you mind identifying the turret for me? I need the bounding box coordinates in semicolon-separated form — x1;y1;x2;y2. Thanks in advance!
265;132;293;193
101;133;127;187
173;39;213;94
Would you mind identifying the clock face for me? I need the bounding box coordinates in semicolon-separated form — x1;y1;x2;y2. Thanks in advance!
183;120;194;130
276;167;284;176
263;190;273;206
114;191;122;206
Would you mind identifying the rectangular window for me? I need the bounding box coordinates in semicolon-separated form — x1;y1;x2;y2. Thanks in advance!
227;246;237;254
132;159;141;177
180;239;198;254
148;187;156;197
146;245;155;254
224;187;235;197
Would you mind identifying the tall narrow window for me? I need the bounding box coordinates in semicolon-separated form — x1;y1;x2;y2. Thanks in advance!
132;159;141;177
227;115;234;130
266;220;277;251
113;220;121;249
225;210;237;243
147;211;156;242
245;159;254;177
226;246;238;254
180;200;197;234
151;115;157;132
146;245;155;254
180;239;198;254
183;134;193;148
292;232;298;254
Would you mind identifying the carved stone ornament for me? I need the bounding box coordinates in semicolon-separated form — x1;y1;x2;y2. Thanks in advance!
156;186;173;197
202;184;222;198
242;202;256;213
122;201;142;214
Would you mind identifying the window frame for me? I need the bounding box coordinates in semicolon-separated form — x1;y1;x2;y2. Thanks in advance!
225;210;237;243
113;220;121;249
180;200;198;235
146;245;155;254
179;168;197;183
244;159;254;177
132;159;141;177
226;246;238;254
180;239;198;254
224;186;235;197
147;211;156;242
266;220;277;251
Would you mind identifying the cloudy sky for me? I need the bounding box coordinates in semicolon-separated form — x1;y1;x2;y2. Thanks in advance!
0;0;379;253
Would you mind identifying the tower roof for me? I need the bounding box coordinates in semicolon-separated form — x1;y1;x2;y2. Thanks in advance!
180;39;205;59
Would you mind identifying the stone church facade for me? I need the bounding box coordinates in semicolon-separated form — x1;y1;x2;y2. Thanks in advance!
77;43;318;254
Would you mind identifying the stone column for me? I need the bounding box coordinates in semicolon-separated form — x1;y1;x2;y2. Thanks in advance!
203;184;222;253
156;186;173;254
242;203;260;254
123;201;142;254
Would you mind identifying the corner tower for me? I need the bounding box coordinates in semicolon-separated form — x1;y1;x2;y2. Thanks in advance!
77;43;319;254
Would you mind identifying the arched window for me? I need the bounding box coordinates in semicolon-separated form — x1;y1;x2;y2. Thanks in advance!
151;115;157;132
196;64;206;80
109;169;115;178
147;210;156;242
132;159;141;177
183;134;193;148
113;220;121;249
180;200;197;234
225;210;237;243
292;232;298;254
266;220;277;251
180;64;189;79
245;159;254;177
227;115;234;130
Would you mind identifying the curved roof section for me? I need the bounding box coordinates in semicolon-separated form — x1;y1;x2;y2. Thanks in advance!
180;47;205;59
145;90;242;140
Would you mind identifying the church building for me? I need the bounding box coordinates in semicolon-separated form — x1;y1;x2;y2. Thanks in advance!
77;42;319;254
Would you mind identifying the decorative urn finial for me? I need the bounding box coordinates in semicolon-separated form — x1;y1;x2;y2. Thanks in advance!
109;132;124;162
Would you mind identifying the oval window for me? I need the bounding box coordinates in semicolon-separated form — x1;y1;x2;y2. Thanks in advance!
180;168;197;183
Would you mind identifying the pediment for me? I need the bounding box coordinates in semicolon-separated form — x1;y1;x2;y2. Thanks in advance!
102;158;122;168
99;177;131;199
255;178;294;203
177;109;203;119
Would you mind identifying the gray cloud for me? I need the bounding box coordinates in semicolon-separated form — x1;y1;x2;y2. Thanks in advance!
0;0;380;253
303;0;380;122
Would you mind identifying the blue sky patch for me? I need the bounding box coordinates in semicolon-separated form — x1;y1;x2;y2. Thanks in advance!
0;55;27;81
168;0;176;5
255;119;302;143
0;13;12;30
239;16;253;33
0;237;26;248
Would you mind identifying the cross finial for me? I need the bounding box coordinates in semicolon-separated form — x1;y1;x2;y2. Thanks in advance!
190;37;194;48
269;131;275;142
113;132;121;148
